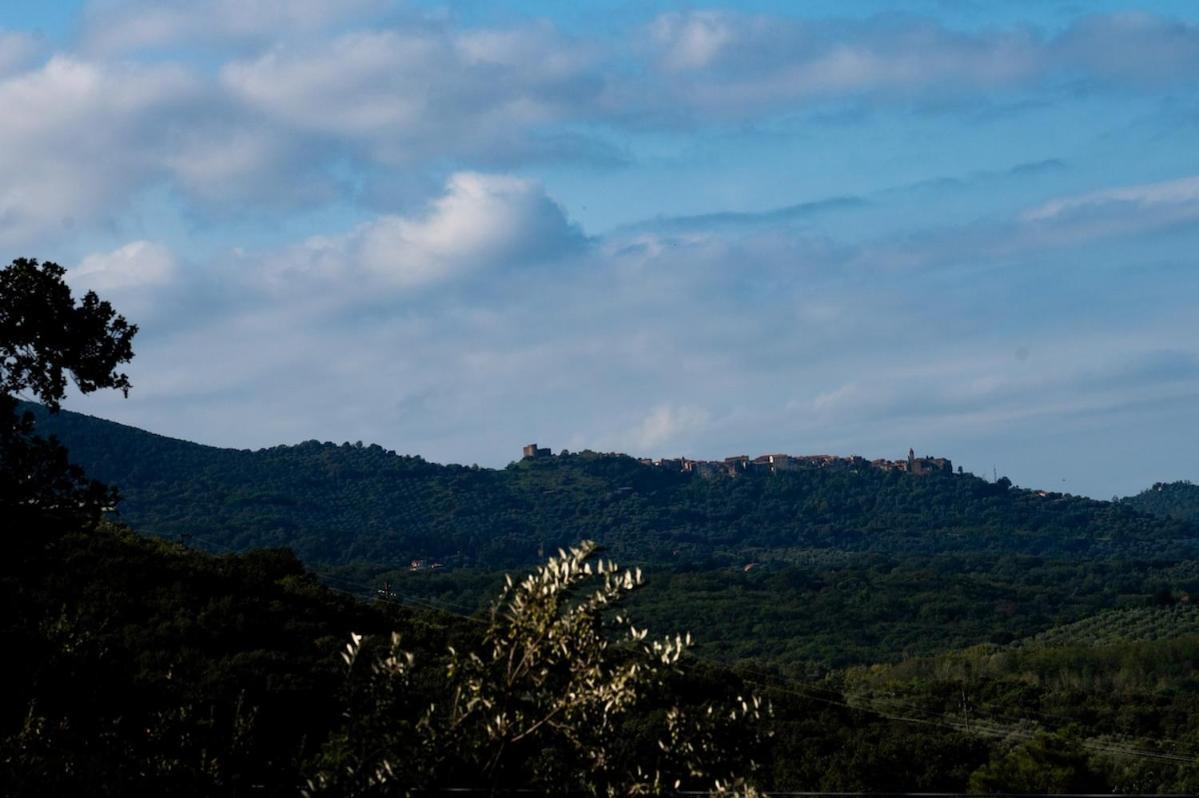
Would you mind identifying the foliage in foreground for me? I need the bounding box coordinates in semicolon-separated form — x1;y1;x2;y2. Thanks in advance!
306;541;768;796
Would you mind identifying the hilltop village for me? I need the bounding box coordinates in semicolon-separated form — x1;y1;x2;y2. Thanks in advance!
522;444;954;479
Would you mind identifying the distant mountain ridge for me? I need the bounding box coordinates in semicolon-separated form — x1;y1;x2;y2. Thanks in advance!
24;403;1199;568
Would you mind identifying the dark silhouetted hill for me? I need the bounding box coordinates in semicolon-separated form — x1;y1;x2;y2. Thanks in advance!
25;403;1199;568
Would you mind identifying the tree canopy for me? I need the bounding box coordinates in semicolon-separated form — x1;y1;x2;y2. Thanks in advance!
0;257;136;410
1;257;137;521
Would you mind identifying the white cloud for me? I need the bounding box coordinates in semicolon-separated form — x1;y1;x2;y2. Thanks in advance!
361;172;584;278
637;11;1199;118
0;53;346;241
265;172;585;292
73;240;178;292
640;11;1046;116
71;4;1199;129
800;342;1199;438
626;403;712;450
82;0;387;53
221;25;599;164
811;383;860;413
1055;12;1199;86
835;172;1199;275
1024;175;1199;222
160;124;337;207
0;56;198;245
67;241;182;324
0;30;42;75
649;11;736;72
0;9;1196;247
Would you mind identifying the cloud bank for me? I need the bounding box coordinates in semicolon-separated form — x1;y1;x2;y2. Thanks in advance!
2;7;1199;243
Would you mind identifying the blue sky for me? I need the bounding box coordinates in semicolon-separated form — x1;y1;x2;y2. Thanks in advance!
2;1;1197;498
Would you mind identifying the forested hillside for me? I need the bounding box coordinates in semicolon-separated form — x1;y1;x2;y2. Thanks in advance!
2;516;410;794
841;610;1199;793
1124;481;1199;524
369;552;1199;669
26;404;1199;568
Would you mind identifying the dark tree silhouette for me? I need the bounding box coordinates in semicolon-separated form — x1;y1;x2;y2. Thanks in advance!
1;257;137;521
1;258;136;408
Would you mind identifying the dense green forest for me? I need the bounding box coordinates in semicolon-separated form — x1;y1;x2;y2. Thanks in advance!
26;403;1199;568
11;514;1199;794
840;612;1199;793
353;553;1199;670
1124;481;1199;524
3;519;401;794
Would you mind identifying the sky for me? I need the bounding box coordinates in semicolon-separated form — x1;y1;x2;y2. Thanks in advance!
1;1;1197;498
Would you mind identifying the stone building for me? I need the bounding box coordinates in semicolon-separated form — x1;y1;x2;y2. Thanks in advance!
907;448;952;475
